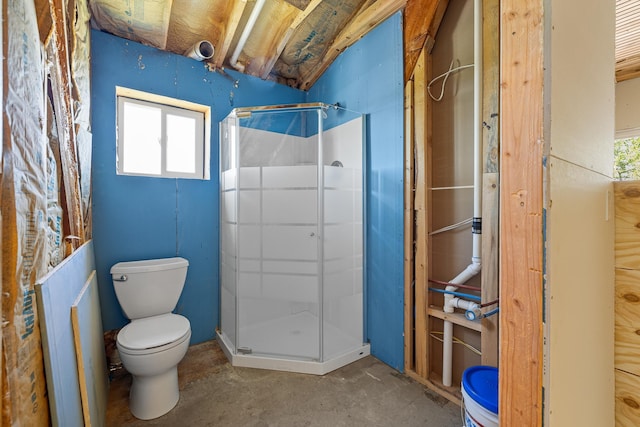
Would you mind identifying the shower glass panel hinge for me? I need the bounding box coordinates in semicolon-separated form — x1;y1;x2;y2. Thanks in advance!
237;347;252;355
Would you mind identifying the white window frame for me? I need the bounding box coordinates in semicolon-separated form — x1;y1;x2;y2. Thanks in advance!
116;86;210;180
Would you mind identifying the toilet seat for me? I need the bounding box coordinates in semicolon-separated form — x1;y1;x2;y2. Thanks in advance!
118;313;191;355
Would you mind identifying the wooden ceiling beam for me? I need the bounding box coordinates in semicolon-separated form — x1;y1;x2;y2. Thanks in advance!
299;0;407;90
403;0;448;83
259;0;324;79
616;53;640;82
213;0;247;69
35;0;53;43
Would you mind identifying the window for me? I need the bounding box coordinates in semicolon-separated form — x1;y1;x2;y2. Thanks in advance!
615;136;640;180
116;87;210;179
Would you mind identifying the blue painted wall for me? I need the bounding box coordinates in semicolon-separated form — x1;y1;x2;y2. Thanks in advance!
91;12;404;369
91;30;305;344
308;12;405;371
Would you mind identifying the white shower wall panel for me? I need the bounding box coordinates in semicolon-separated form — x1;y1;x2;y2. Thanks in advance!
220;223;236;253
238;272;261;298
262;225;317;260
324;269;357;300
239;167;260;188
239;190;261;223
324;166;355;188
238;225;261;258
263;260;316;275
239;298;315;331
222;191;237;223
322;118;363;168
324;224;357;259
324;257;352;274
324;190;358;223
239;259;260;273
262;190;317;224
262;274;318;303
262;165;317;188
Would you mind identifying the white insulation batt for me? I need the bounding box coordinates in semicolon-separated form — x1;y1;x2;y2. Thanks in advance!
89;0;174;49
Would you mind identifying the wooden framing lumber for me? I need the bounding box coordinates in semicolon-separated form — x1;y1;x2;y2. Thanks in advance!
48;0;85;244
499;0;544;424
481;173;499;365
404;77;415;371
299;0;406;90
480;0;499;367
259;0;323;79
212;0;247;69
413;48;430;379
403;0;448;83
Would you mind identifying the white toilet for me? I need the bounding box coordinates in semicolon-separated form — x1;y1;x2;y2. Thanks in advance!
110;257;192;420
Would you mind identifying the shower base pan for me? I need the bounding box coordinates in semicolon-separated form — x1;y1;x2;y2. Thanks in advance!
216;313;370;375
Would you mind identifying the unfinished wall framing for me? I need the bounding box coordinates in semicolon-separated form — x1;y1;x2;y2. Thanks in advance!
2;0;92;423
403;0;499;402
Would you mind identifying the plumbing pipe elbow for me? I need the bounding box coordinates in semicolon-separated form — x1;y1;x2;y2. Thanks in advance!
230;60;246;73
452;262;481;286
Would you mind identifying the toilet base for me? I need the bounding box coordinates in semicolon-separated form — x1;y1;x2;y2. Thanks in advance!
129;367;179;420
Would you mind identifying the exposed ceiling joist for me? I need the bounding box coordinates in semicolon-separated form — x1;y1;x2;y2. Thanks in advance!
299;0;407;90
616;0;640;82
87;0;640;88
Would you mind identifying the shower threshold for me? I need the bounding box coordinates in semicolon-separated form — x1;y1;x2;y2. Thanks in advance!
216;313;370;375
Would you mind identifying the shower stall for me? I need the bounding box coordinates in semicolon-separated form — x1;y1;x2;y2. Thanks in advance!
217;103;369;375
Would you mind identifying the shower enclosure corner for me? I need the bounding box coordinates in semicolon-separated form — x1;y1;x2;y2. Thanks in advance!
217;103;369;375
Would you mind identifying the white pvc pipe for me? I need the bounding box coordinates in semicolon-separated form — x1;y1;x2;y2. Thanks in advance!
230;0;267;72
442;0;483;388
472;0;483;263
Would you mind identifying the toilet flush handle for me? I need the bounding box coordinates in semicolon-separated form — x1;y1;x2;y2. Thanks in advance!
113;274;128;282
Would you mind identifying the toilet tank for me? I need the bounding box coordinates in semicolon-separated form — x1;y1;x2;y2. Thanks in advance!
111;257;189;320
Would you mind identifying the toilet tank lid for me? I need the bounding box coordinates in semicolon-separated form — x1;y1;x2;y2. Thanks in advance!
110;257;188;274
118;313;190;350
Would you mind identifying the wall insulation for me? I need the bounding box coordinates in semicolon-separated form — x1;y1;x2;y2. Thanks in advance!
2;0;50;423
2;0;92;424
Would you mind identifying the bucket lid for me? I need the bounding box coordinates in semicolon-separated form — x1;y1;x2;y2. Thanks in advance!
462;365;499;414
118;313;190;350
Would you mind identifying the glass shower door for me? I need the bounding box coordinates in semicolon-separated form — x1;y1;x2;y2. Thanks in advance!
235;110;321;361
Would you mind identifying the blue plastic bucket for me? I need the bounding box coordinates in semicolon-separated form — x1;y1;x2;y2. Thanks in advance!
461;366;499;427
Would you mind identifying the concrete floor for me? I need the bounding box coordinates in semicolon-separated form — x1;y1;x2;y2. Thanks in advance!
106;340;462;427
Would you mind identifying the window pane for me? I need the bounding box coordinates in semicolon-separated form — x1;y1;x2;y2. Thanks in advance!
166;114;196;173
122;102;162;175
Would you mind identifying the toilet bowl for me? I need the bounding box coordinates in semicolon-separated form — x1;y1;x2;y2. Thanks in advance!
111;257;191;420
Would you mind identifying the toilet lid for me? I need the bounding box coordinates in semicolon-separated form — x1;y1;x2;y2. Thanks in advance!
118;313;190;351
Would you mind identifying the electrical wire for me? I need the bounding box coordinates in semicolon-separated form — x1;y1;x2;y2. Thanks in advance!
427;60;475;102
430;217;473;236
430;331;481;356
